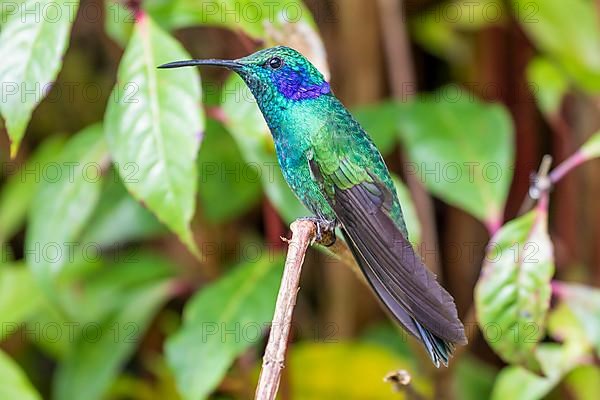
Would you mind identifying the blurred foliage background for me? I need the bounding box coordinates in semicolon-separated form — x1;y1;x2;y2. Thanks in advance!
1;0;600;399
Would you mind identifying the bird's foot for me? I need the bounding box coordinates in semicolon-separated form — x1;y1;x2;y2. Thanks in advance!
298;217;337;247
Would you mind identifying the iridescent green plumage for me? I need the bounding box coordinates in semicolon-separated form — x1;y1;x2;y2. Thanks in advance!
160;46;467;366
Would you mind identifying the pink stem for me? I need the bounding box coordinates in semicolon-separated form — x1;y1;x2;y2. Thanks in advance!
549;150;586;184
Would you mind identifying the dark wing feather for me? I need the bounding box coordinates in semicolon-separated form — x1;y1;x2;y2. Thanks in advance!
330;175;466;344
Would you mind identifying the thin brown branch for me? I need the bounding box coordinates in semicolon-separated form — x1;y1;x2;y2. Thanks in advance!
255;220;316;400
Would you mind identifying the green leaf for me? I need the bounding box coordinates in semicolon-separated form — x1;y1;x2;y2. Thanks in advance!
553;282;600;356
53;280;173;400
80;170;165;246
0;349;42;400
105;15;203;256
475;208;554;364
580;132;600;160
0;136;65;243
0;264;42;341
453;356;497;400
353;101;400;156
220;74;308;223
0;0;79;156
197;120;262;222
287;342;431;399
147;0;316;40
527;57;569;116
104;1;135;47
512;0;600;92
411;0;504;63
564;365;600;400
397;88;514;231
491;365;555;400
25;124;108;289
166;251;284;400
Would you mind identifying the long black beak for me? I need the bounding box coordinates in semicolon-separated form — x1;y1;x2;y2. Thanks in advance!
158;59;243;70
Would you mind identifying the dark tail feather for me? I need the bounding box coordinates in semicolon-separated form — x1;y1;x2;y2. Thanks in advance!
413;317;454;367
340;225;465;367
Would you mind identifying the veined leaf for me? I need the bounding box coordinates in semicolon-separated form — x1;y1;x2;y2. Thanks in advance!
166;251;284;400
397;88;514;232
105;15;203;256
475;207;554;364
0;349;41;400
25;124;108;289
0;0;79;156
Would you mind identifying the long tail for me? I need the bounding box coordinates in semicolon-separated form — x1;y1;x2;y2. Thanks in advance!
341;227;461;366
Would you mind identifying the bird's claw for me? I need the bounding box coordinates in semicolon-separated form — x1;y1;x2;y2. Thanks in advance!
299;217;337;247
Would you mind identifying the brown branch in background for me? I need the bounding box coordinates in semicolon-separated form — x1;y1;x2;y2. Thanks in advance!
376;0;441;278
255;220;316;400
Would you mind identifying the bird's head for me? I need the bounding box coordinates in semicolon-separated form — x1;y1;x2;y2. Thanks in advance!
159;46;331;103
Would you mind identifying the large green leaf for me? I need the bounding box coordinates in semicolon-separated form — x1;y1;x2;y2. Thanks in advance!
53;280;173;400
80;170;165;246
0;264;42;341
166;251;284;400
197;120;262;222
220;74;308;223
25;124;108;289
491;341;588;400
397;88;514;231
146;0;316;39
105;15;203;256
0;349;41;400
512;0;600;92
0;136;65;243
0;0;79;156
475;208;554;364
287;342;431;399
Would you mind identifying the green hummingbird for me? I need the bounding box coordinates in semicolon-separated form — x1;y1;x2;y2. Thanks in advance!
159;46;467;366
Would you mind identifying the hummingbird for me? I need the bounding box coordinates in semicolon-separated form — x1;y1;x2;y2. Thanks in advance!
159;46;467;366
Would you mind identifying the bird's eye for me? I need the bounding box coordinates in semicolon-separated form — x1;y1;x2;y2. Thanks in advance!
267;57;283;69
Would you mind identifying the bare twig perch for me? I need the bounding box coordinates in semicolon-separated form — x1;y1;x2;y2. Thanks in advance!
255;219;316;400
